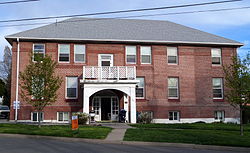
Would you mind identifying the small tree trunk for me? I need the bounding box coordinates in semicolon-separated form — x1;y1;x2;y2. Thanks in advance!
240;105;244;136
38;111;41;128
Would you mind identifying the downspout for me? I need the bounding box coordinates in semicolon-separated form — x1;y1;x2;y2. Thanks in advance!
15;38;20;121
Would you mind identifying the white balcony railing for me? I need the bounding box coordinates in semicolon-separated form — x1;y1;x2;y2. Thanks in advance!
83;66;136;80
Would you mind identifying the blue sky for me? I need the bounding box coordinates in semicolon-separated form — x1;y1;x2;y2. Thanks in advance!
0;0;250;60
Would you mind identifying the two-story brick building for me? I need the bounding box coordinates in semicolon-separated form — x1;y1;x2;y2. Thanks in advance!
5;18;243;123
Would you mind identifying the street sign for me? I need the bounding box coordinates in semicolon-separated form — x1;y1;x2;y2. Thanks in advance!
13;101;20;109
71;115;79;130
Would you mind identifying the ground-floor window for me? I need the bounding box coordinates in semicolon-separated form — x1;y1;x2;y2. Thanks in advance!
215;111;225;121
57;112;69;122
169;111;180;121
31;112;44;122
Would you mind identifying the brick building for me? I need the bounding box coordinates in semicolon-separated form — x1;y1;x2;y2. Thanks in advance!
5;18;243;123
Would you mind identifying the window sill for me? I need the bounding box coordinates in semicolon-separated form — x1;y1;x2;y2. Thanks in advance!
65;98;79;102
168;98;180;102
136;98;147;102
213;99;224;102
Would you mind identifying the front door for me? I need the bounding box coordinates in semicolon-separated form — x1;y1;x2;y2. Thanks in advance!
101;98;111;120
92;97;101;121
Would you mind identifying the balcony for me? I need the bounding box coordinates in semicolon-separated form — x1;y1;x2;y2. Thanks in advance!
82;66;136;82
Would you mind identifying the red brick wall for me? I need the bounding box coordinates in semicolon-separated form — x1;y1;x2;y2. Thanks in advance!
10;41;239;121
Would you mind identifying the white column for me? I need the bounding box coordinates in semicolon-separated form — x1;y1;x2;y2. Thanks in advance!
124;94;129;122
83;87;89;114
130;86;136;123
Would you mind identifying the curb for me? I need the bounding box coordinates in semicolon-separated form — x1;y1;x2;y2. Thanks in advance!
0;133;249;152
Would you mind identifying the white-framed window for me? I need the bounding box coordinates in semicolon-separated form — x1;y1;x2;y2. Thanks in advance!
66;77;78;99
211;48;222;65
169;111;180;121
168;77;179;99
215;111;225;121
31;112;44;122
74;44;86;63
167;47;178;64
58;44;70;62
136;77;145;98
126;46;137;64
33;44;45;62
57;112;69;122
212;78;223;99
140;46;151;64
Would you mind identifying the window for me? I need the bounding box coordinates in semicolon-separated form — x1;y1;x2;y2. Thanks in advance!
167;47;178;64
211;48;222;65
168;77;179;99
59;44;70;62
126;46;136;64
57;112;69;122
33;44;45;61
140;46;151;64
213;78;223;99
32;112;44;122
169;111;180;121
136;77;145;98
215;111;225;121
74;45;86;63
66;77;78;99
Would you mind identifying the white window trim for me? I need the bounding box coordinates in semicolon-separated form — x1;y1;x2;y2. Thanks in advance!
212;78;224;99
211;48;222;66
74;44;86;63
136;77;145;99
140;46;152;64
169;111;180;121
58;44;70;63
65;77;78;99
214;111;225;121
33;43;45;62
167;47;178;65
168;77;179;99
125;46;137;64
57;112;70;122
31;112;44;122
98;54;114;67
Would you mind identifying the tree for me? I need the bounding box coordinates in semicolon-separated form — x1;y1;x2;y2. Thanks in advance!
19;54;62;127
223;52;250;136
0;79;5;97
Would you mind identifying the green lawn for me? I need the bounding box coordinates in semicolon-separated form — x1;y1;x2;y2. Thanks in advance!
124;123;250;147
0;124;112;139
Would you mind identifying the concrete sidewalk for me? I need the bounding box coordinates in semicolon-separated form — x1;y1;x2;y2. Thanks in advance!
101;123;133;141
0;133;249;152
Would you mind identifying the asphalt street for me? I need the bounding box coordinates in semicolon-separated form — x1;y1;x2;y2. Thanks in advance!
0;136;245;153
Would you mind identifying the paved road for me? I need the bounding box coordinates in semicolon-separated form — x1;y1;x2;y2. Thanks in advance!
0;136;245;153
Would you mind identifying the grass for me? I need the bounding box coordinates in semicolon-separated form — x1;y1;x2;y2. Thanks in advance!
124;123;250;147
0;124;112;139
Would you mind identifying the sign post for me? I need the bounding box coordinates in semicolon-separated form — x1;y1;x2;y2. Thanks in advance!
71;115;79;131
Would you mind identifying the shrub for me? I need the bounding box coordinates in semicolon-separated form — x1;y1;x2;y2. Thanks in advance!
72;112;89;125
137;112;153;124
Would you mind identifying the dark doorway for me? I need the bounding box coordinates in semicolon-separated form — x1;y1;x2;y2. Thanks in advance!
101;98;111;120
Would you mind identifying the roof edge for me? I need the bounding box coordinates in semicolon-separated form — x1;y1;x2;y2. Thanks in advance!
5;36;244;46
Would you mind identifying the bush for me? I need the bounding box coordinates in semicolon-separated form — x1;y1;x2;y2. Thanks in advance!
137;112;153;124
72;112;89;125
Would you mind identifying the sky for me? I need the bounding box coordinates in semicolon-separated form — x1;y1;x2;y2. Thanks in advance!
0;0;250;60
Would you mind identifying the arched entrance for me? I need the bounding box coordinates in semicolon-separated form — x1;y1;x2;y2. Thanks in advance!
91;90;121;121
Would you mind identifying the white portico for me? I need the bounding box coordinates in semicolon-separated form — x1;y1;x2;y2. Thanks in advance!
80;54;138;123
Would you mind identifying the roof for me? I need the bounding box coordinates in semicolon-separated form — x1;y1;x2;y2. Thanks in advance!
5;17;243;46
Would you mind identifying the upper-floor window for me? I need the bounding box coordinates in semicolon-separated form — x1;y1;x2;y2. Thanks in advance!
212;78;223;99
168;77;179;99
136;77;145;98
126;46;136;64
33;44;45;61
74;45;86;63
59;44;70;62
167;47;178;64
169;111;180;121
211;48;222;65
66;77;78;99
140;46;151;64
